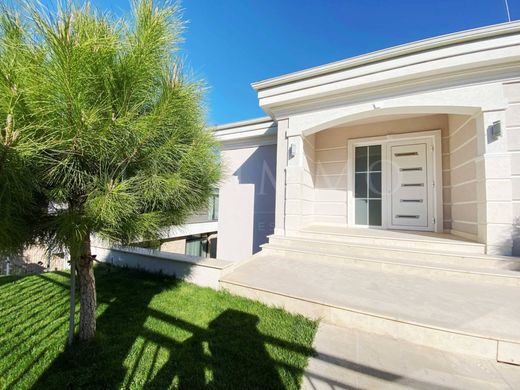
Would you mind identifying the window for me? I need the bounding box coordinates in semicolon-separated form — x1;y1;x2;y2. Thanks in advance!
208;191;219;221
185;235;209;257
354;145;382;226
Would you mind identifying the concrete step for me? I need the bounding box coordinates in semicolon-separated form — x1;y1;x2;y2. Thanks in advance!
261;239;520;286
299;225;486;255
267;235;516;269
303;323;520;389
220;254;520;365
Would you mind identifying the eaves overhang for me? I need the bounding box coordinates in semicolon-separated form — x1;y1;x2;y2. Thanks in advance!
252;21;520;91
251;21;520;116
213;117;277;149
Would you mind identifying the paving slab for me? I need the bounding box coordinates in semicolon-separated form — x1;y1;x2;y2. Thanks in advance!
303;323;520;390
222;255;520;343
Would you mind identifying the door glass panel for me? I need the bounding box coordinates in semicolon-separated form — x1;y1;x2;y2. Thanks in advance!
369;145;382;171
354;145;382;226
368;172;381;198
355;173;367;198
355;199;368;225
355;146;368;173
369;200;382;226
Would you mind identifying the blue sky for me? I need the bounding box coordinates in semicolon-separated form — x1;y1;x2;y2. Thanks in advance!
57;1;520;124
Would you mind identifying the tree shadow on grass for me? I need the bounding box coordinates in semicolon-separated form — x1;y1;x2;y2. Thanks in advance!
31;266;176;389
0;274;25;287
30;266;312;389
142;309;288;390
0;272;72;389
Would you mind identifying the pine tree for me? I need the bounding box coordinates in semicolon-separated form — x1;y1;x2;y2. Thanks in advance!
0;0;220;343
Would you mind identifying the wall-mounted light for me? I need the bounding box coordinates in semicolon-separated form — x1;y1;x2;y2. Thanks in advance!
288;142;296;159
491;120;502;140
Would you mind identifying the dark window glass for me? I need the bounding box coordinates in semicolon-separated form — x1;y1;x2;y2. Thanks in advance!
355;173;367;198
208;192;219;221
185;237;202;257
369;172;382;198
368;145;382;171
354;144;382;226
185;235;209;257
355;146;368;173
369;200;382;226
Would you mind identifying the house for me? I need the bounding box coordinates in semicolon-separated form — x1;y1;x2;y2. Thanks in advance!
215;21;520;259
94;22;520;377
211;21;520;374
132;190;219;258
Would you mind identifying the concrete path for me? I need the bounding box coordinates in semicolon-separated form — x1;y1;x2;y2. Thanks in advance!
303;323;520;390
222;255;520;342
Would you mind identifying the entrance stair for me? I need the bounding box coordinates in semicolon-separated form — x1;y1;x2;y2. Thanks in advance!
220;225;520;369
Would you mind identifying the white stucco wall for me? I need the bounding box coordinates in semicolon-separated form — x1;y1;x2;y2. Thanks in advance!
446;115;479;238
212;23;520;255
93;242;231;289
311;114;449;226
216;143;277;261
505;80;520;255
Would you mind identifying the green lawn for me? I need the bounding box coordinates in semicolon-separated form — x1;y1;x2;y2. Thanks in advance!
0;266;317;389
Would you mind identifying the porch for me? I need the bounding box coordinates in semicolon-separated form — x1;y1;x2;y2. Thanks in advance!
220;226;520;366
279;109;515;256
239;22;520;387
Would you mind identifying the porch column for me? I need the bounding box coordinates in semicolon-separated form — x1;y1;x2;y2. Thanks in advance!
276;123;315;236
504;81;520;256
274;119;288;235
475;109;513;255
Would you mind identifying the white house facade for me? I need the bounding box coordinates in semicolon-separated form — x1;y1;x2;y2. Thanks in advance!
215;21;520;259
95;23;520;374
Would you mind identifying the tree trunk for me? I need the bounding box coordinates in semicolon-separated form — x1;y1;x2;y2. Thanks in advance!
77;235;97;340
67;256;76;346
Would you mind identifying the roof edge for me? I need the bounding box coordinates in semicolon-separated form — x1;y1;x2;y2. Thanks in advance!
251;21;520;91
213;116;273;131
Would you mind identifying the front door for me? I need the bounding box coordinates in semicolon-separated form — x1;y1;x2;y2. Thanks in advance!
351;135;437;231
389;142;433;230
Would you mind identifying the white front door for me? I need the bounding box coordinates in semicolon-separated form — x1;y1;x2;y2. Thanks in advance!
389;142;433;230
350;133;438;232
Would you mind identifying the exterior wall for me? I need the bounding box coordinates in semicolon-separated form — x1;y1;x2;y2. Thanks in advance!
93;241;231;290
302;134;316;227
1;245;66;275
161;238;186;254
505;81;520;255
270;79;517;254
285;133;315;234
24;245;66;271
217;143;276;261
159;221;218;243
274;119;288;235
446;115;479;238
313;115;449;226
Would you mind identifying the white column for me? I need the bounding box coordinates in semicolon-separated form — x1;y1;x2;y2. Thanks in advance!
504;80;520;256
284;133;304;235
282;129;315;236
274;120;315;236
476;109;513;255
274;119;288;236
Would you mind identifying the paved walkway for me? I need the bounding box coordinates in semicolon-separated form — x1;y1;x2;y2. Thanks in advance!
303;323;520;390
222;255;520;342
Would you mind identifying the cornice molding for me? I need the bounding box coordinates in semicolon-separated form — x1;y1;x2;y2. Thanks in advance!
214;117;277;147
252;21;520;91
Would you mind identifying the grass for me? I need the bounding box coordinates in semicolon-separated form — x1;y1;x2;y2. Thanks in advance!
0;266;317;389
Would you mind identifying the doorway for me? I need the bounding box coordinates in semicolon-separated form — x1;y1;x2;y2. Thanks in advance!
348;130;442;232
